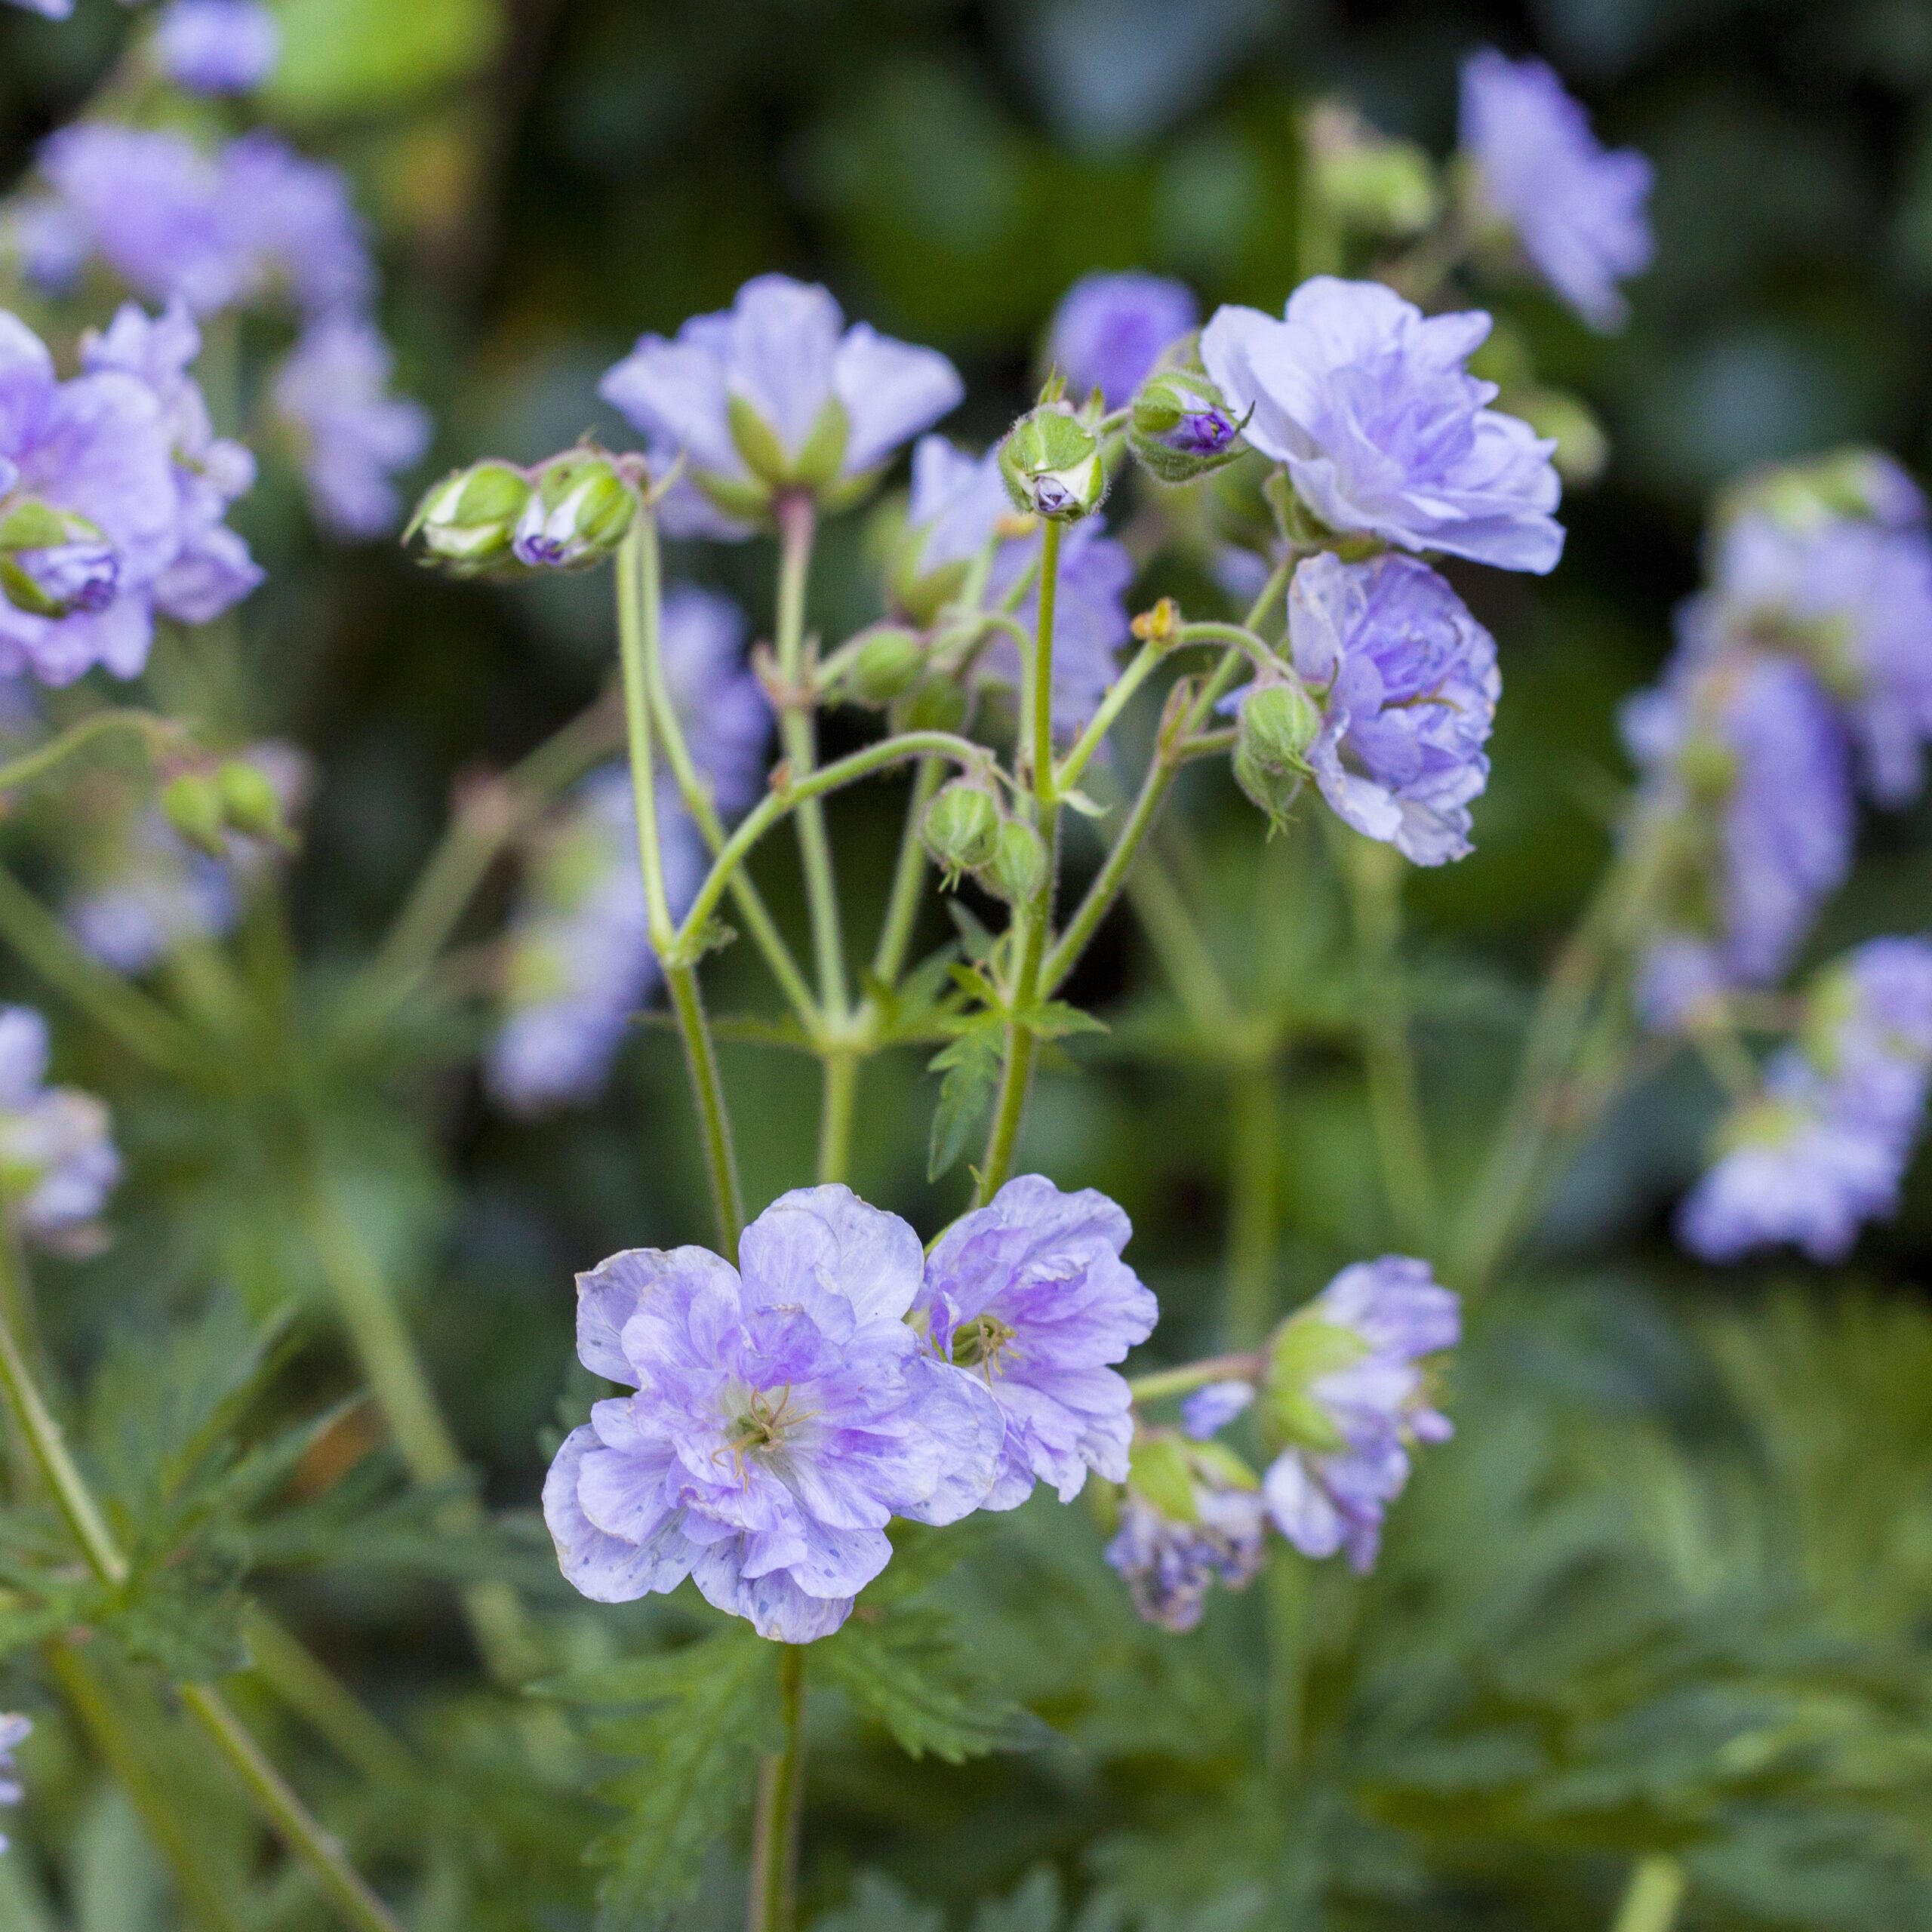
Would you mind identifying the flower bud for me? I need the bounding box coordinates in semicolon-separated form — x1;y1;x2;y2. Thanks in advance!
1232;678;1323;832
407;461;534;574
215;758;294;845
511;454;638;571
921;780;1001;886
840;626;928;707
1305;103;1441;238
1128;370;1245;485
978;817;1048;906
999;405;1106;521
891;675;971;738
0;499;118;618
160;772;229;858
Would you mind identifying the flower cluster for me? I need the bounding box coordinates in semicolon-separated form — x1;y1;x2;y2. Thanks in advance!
545;1176;1155;1641
0;1006;119;1247
488;587;766;1114
0;303;259;685
1679;938;1932;1263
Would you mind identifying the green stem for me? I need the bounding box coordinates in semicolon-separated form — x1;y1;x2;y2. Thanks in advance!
774;496;848;1021
1126;1352;1263;1405
0;1267;401;1932
1611;1857;1687;1932
977;520;1063;1201
816;1049;859;1186
1053;637;1161;798
0;709;186;795
0;863;202;1076
242;1610;417;1786
1226;1067;1282;1347
746;1645;806;1932
666;964;745;1254
1123;847;1241;1041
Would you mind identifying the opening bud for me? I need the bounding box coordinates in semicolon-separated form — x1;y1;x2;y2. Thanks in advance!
512;454;638;571
999;405;1105;521
921;779;1002;887
160;772;229;858
1128;371;1246;485
0;499;119;618
839;626;928;707
978;817;1048;906
408;461;534;574
1232;678;1324;832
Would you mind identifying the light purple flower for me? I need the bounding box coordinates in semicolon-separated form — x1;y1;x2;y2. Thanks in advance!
155;0;280;94
1261;1257;1457;1574
657;584;771;817
600;273;963;538
543;1186;1004;1641
1626;652;1854;1028
1180;1380;1254;1441
1200;278;1564;574
217;131;372;317
915;1176;1158;1510
5;1;70;20
1242;552;1500;866
0;1712;27;1857
1460;51;1654;332
1106;1460;1266;1633
1047;272;1198;409
271;318;431;537
0;312;183;685
1678;937;1932;1263
0;1007;119;1244
900;435;1134;735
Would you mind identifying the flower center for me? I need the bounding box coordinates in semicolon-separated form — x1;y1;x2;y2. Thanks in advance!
950;1313;1019;1381
718;1384;809;1477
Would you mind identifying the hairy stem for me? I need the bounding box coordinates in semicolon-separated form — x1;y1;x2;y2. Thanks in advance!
666;963;745;1252
746;1645;806;1932
1126;1352;1264;1405
1611;1857;1687;1932
0;708;188;796
816;1048;860;1185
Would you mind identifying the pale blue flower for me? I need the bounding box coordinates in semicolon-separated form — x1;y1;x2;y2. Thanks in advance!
0;1008;118;1244
1047;272;1198;408
155;0;280;94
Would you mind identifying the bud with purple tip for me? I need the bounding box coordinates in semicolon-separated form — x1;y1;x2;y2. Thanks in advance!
511;454;637;571
1128;368;1246;485
999;406;1106;522
0;500;118;619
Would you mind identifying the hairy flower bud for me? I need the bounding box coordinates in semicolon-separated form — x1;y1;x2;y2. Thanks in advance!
1128;369;1246;485
921;780;1001;885
511;454;637;571
1232;678;1323;831
408;460;533;574
979;817;1048;906
839;625;928;707
999;405;1105;521
0;498;119;618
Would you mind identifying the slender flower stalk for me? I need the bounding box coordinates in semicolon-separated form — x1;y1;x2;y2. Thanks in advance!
746;1644;806;1932
1611;1857;1686;1932
0;708;189;796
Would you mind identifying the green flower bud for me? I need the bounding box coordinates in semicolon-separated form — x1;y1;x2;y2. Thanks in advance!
512;454;637;571
1306;103;1441;238
891;677;971;738
214;759;292;845
978;817;1048;906
1232;678;1323;832
406;461;534;574
921;780;1001;886
1128;370;1247;485
161;772;229;858
999;405;1105;521
840;626;928;707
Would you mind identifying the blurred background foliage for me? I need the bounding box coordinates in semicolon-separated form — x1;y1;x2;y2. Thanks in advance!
4;2;1932;1929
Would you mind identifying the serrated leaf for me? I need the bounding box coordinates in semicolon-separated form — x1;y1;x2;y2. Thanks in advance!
926;1018;1004;1181
945;899;998;965
946;961;1006;1012
1023;1001;1109;1041
815;1603;1055;1763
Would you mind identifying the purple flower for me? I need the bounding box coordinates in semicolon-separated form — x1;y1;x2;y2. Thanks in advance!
1459;51;1654;332
271;319;431;537
543;1186;1004;1641
1106;1449;1266;1633
155;0;281;94
35;126;371;320
1257;552;1500;866
1180;1380;1255;1441
82;300;263;623
0;312;187;685
600;274;963;537
0;1007;119;1245
900;435;1134;736
1626;652;1854;1027
1200;278;1564;574
1047;272;1198;409
1260;1257;1457;1573
4;1;69;20
1678;937;1932;1263
915;1176;1158;1510
0;1712;27;1857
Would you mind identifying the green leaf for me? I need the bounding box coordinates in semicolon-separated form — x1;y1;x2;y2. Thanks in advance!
926;1017;1004;1181
815;1603;1055;1764
1023;1001;1109;1041
265;0;502;120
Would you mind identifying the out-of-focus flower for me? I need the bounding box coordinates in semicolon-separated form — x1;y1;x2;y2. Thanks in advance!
1045;272;1198;410
1181;1380;1255;1441
543;1186;1004;1641
1201;278;1564;573
1626;652;1854;1028
915;1175;1158;1511
0;1712;28;1857
1459;50;1654;331
1679;938;1932;1263
271;318;431;537
0;1007;118;1246
1106;1433;1266;1632
1259;1257;1457;1573
600;273;962;537
155;0;281;94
